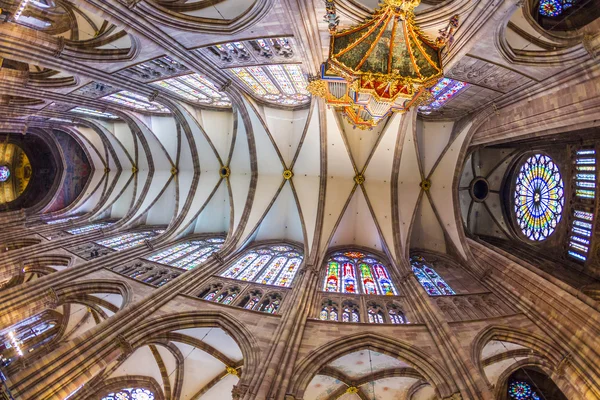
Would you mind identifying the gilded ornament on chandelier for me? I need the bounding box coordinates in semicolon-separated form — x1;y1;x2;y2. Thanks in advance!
309;0;456;128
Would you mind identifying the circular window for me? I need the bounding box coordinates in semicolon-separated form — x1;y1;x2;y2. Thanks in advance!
469;177;489;202
514;154;564;241
0;166;10;182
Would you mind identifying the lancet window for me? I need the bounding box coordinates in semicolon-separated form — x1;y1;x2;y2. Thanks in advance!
410;255;455;296
320;300;339;321
220;244;303;288
323;250;398;295
366;302;385;324
418;78;468;115
70;107;119;120
44;216;80;225
230;65;310;106
94;230;164;251
66;222;114;235
341;301;360;323
101;388;155;400
387;303;406;324
144;237;224;270
153;73;231;107
568;148;596;262
102;91;170;113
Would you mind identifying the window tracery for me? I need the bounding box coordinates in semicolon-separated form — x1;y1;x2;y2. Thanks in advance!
366;302;385;324
153;73;231;107
66;222;114;235
101;388;155;400
320;300;339;321
94;230;164;251
418;78;468;115
410;255;455;296
144;237;224;270
568;149;596;262
102;91;170;113
323;250;398;295
70;107;119;120
341;300;360;323
513;153;564;241
387;303;406;324
220;244;303;288
538;0;576;17
230;65;310;106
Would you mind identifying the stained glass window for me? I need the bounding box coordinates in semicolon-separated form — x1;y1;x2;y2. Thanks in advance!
323;251;398;295
568;149;596;262
101;388;155;400
388;307;405;324
320;304;338;321
514;154;564;241
70;107;119;119
102;91;170;113
44;216;80;225
367;309;385;324
153;74;232;107
67;222;114;235
95;230;164;251
539;0;577;17
220;244;303;288
144;237;224;270
410;255;455;296
508;381;541;400
418;78;468;115
342;303;360;323
230;65;310;106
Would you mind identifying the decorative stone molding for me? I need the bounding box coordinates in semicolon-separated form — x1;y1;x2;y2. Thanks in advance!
420;179;431;191
116;334;133;361
283;169;294;180
53;37;65;58
354;174;365;185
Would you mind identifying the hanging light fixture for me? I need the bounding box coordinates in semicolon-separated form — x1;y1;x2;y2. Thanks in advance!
309;0;455;129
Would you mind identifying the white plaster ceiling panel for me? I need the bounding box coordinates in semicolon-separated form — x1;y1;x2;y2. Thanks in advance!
484;357;526;386
254;182;304;244
481;340;527;359
111;346;165;394
72;171;106;214
368;377;420;400
196;108;234;164
71;127;105;170
337;393;361;400
410;195;446;253
245;100;284;175
111;121;137;162
199;373;239;400
238;175;282;242
326;108;356;179
228;110;252;233
341;114;384;172
175;328;243;362
129;170;172;223
264;107;309;167
330;187;381;250
305;374;346;400
417;120;454;178
396;112;422;250
193;180;230;234
173;341;225;398
148;116;178;162
328;351;408;379
146;178;177;225
109;173;136;218
412;385;437;400
428;124;472;257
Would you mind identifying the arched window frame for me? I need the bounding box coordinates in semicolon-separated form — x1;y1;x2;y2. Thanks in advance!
386;303;406;324
366;302;385;324
220;243;304;288
322;250;398;295
100;387;155;400
410;255;455;296
94;229;165;251
319;299;339;321
341;300;360;323
257;293;282;314
144;237;225;270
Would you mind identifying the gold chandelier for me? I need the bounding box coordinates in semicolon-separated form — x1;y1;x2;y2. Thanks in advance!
309;0;454;129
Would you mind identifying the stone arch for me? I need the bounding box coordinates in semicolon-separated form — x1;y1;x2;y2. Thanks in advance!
82;375;165;400
289;332;455;398
55;279;133;310
113;310;261;392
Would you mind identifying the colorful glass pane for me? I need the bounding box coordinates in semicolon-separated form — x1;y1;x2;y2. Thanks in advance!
95;230;162;251
419;78;468;114
103;91;169;113
101;388;155;400
359;263;378;295
508;381;532;399
144;239;222;270
71;107;119;119
514;154;564;241
146;243;191;262
344;251;365;259
373;264;397;295
0;166;10;182
388;309;405;324
44;216;80;224
247;66;280;94
67;222;114;235
231;68;267;96
222;253;259;278
267;65;295;95
325;261;340;292
273;257;302;287
237;255;273;281
256;256;287;285
341;262;357;293
284;65;310;95
539;0;562;16
410;256;455;296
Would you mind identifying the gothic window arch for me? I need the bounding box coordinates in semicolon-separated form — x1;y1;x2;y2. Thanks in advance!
568;148;596;262
94;229;165;251
341;300;360;323
237;289;263;311
220;244;303;288
144;237;224;270
66;221;114;235
215;286;240;305
513;153;564;242
386;303;406;324
198;283;224;301
257;293;282;314
319;299;339;321
101;388;155;400
323;250;398;295
410;255;455;296
366;302;385;324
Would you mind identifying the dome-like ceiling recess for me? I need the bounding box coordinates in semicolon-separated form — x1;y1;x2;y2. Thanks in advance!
0;140;32;205
309;0;449;128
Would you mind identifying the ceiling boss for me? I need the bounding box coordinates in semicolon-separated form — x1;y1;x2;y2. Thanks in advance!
309;0;458;129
